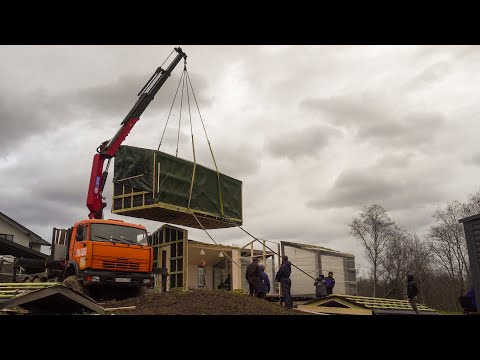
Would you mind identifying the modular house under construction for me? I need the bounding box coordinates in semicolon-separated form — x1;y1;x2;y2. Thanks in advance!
148;224;357;297
281;241;357;297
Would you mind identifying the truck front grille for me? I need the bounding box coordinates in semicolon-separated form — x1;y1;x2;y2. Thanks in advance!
92;256;149;272
103;260;140;271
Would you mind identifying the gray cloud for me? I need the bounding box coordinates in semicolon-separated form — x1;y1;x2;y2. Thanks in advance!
308;168;444;212
301;94;386;127
0;90;67;153
411;45;479;62
74;72;211;119
403;61;451;91
0;167;86;235
0;142;91;231
267;126;341;160
375;153;414;168
0;69;210;155
464;152;480;167
357;111;445;147
189;142;261;178
301;94;445;148
308;169;402;209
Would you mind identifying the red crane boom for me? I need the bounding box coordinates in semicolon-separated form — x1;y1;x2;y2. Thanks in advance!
86;47;187;219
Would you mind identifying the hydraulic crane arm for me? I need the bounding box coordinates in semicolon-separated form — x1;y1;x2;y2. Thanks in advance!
87;47;187;219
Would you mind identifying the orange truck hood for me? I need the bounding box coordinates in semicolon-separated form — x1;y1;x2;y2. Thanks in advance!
89;241;152;273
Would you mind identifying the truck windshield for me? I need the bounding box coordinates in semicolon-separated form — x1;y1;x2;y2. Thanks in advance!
90;224;147;245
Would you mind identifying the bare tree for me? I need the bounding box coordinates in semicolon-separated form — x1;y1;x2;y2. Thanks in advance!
379;227;411;298
352;188;480;310
378;227;432;300
405;234;433;303
428;201;471;295
462;189;480;215
349;204;396;297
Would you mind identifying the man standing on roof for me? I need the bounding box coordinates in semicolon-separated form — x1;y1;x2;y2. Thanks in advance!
314;274;327;298
325;271;335;295
275;256;293;309
246;257;261;296
406;274;420;315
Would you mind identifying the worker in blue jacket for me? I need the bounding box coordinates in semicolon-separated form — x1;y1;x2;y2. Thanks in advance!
459;288;477;313
257;265;270;299
325;271;335;295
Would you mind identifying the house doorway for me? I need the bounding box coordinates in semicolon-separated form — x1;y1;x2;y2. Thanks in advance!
213;258;230;290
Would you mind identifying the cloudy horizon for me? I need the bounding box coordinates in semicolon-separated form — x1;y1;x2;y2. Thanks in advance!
1;45;479;275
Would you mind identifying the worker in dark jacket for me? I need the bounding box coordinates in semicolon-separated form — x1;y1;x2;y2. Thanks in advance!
325;271;335;295
459;288;477;313
407;274;420;315
314;274;327;298
275;256;293;309
245;257;261;296
257;264;270;299
218;274;231;290
224;274;231;290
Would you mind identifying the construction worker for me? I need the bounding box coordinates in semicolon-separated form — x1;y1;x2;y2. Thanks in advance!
314;274;327;298
257;264;270;299
459;288;477;313
275;256;293;309
223;274;231;290
245;257;261;296
325;271;335;295
407;274;420;315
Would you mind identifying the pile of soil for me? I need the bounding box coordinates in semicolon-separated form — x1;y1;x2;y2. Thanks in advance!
104;289;306;315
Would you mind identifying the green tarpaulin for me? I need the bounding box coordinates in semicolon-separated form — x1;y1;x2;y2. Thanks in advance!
112;145;242;227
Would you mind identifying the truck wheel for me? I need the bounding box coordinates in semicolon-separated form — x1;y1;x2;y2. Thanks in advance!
62;275;88;295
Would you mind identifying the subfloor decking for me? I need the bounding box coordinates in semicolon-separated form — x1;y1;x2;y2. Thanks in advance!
301;294;440;315
113;203;241;229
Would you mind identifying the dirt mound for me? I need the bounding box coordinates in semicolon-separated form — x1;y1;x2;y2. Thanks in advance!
104;289;305;315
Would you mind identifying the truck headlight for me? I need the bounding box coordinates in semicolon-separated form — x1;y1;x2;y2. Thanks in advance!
143;279;151;284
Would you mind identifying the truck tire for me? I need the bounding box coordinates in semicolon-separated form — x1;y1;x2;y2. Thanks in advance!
62;275;90;296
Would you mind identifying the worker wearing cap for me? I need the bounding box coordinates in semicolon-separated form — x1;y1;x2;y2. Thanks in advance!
325;271;335;295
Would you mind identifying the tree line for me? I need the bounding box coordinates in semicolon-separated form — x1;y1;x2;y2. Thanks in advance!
349;189;480;312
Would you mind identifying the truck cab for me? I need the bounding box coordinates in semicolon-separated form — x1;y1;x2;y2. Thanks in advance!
57;218;154;298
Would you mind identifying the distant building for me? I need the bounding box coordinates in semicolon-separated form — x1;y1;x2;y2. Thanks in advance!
0;211;50;282
0;211;50;252
149;224;357;296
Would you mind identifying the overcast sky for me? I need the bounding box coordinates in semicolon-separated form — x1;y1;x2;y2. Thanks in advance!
1;45;479;274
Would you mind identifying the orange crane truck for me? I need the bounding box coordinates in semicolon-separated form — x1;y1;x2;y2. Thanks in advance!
14;47;187;299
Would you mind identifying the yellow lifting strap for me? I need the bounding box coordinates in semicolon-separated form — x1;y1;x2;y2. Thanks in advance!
185;70;224;216
187;135;197;209
156;64;225;216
